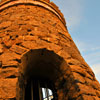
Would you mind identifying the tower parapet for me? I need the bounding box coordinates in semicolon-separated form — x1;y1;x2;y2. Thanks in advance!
0;0;66;26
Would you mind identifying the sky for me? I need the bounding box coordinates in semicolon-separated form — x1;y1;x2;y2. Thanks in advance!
52;0;100;82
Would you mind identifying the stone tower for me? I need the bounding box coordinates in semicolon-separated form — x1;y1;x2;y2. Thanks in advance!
0;0;100;100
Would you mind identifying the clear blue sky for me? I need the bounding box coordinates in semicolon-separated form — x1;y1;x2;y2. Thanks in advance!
52;0;100;82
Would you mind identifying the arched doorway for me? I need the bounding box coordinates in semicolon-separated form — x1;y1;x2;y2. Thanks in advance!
17;49;69;100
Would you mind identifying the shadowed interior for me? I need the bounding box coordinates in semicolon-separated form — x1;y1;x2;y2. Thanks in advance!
17;49;68;100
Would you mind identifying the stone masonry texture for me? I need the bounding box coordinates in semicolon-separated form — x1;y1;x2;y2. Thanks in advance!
0;0;100;100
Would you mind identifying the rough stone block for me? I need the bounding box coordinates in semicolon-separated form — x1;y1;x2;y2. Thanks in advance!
10;45;27;55
0;21;11;29
21;41;38;49
78;83;96;96
0;78;17;99
2;60;18;68
82;94;94;100
72;72;85;84
0;68;19;78
0;51;21;64
67;59;81;65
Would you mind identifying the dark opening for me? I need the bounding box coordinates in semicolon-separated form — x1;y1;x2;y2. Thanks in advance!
20;49;65;100
25;78;57;100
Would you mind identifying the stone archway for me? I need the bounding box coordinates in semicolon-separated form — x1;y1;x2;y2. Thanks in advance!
16;48;75;100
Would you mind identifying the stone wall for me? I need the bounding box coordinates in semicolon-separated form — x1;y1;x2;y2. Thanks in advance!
0;0;100;100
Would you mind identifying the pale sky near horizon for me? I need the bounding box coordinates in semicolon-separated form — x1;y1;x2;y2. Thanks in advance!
52;0;100;82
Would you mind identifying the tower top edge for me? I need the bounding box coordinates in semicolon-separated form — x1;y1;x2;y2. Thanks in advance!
0;0;66;26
